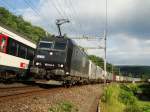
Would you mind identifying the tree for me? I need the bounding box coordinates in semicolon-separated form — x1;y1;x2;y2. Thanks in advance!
88;55;121;74
88;55;104;69
0;7;49;42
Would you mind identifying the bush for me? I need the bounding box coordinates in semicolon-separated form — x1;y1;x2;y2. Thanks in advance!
128;84;140;94
100;84;150;112
119;89;137;105
120;84;131;91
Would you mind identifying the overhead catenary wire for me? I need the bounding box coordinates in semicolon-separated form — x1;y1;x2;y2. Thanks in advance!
27;0;56;31
23;0;47;27
50;0;75;35
63;0;82;36
0;1;9;10
47;0;76;36
67;0;85;35
0;0;16;14
0;0;51;36
23;0;56;32
0;0;105;40
54;0;79;36
48;0;65;18
56;0;70;19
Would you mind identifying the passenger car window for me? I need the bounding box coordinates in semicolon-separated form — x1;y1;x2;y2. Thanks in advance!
8;39;18;56
27;48;34;60
18;45;27;59
0;37;6;53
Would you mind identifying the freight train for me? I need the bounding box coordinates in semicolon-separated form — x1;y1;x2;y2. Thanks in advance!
0;26;36;81
0;26;142;84
30;37;142;85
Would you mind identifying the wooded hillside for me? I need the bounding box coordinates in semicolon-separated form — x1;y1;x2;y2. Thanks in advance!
88;55;120;74
118;66;150;79
0;7;49;42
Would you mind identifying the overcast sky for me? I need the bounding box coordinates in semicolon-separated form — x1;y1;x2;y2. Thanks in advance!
1;0;150;65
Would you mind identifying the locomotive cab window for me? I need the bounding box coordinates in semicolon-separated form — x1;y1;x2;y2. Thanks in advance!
38;41;53;49
54;42;66;50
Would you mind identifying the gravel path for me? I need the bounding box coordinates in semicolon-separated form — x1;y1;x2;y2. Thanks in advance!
0;84;103;112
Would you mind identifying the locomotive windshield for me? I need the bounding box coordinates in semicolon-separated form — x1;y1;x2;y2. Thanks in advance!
54;42;66;50
38;41;53;49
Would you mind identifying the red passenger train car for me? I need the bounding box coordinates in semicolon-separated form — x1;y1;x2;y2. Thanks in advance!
0;26;36;81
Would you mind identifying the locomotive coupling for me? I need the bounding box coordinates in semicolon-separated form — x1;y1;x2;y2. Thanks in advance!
30;67;39;74
30;66;45;75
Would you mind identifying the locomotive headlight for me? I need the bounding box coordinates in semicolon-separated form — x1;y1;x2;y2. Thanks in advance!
36;62;39;65
36;62;41;66
49;52;53;55
37;55;45;58
65;72;69;75
60;64;64;68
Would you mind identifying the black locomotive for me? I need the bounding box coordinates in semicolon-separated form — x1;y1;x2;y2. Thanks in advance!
30;37;89;84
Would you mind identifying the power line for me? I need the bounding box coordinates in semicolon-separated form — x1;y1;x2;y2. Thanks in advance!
63;0;81;36
0;0;52;33
48;0;65;18
48;0;76;36
23;0;55;32
54;0;78;36
0;0;17;14
60;0;84;37
55;0;77;35
67;0;84;34
0;1;9;10
48;0;75;35
56;0;70;18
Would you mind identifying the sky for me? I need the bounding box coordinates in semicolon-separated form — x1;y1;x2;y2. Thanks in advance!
0;0;150;65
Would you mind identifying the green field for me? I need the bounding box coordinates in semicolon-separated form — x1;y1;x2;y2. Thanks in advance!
100;83;150;112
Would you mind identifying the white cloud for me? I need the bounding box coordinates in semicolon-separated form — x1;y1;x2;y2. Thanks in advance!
108;33;150;65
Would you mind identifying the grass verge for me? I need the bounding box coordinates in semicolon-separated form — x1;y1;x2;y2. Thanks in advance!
100;83;150;112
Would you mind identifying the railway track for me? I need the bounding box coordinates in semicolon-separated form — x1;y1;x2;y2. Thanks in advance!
0;88;44;99
0;82;104;102
0;85;46;100
0;84;103;112
0;83;63;101
0;85;34;90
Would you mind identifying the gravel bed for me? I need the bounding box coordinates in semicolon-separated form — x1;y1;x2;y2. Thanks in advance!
0;86;44;97
0;84;103;112
0;83;29;88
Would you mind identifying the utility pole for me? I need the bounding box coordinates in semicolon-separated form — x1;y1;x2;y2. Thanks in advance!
103;0;108;85
56;19;70;37
119;68;120;76
112;65;113;74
